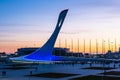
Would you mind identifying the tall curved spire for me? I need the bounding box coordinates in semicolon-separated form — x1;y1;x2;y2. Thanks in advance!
24;9;68;61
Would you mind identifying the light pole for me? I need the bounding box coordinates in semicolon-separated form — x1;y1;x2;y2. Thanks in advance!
115;38;116;52
65;38;67;56
65;38;67;48
89;39;91;58
111;42;113;52
59;39;61;56
102;39;104;54
71;38;73;57
96;39;98;57
83;39;85;57
108;39;110;50
78;38;79;53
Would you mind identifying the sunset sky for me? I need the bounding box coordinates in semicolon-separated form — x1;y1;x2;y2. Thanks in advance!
1;0;120;53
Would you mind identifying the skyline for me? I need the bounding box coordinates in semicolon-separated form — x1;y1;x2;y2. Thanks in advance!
1;0;120;53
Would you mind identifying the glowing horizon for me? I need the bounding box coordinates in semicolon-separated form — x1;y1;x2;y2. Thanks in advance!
1;38;120;54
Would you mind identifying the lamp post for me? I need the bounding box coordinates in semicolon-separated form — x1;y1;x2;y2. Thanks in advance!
96;39;98;57
111;42;113;52
65;38;67;56
108;39;110;50
65;38;67;48
89;39;91;58
102;39;104;54
59;38;62;56
83;39;85;57
78;38;79;53
71;38;73;57
115;38;116;52
78;38;80;57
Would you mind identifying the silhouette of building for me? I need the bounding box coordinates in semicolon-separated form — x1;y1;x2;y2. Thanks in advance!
16;47;84;57
17;47;70;56
0;52;8;62
105;48;120;59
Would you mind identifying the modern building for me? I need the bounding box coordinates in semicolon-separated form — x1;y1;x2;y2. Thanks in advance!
105;48;120;59
17;47;70;56
16;47;84;57
0;52;8;62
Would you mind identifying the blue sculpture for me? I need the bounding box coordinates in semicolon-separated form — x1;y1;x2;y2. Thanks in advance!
11;9;68;61
10;9;114;62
